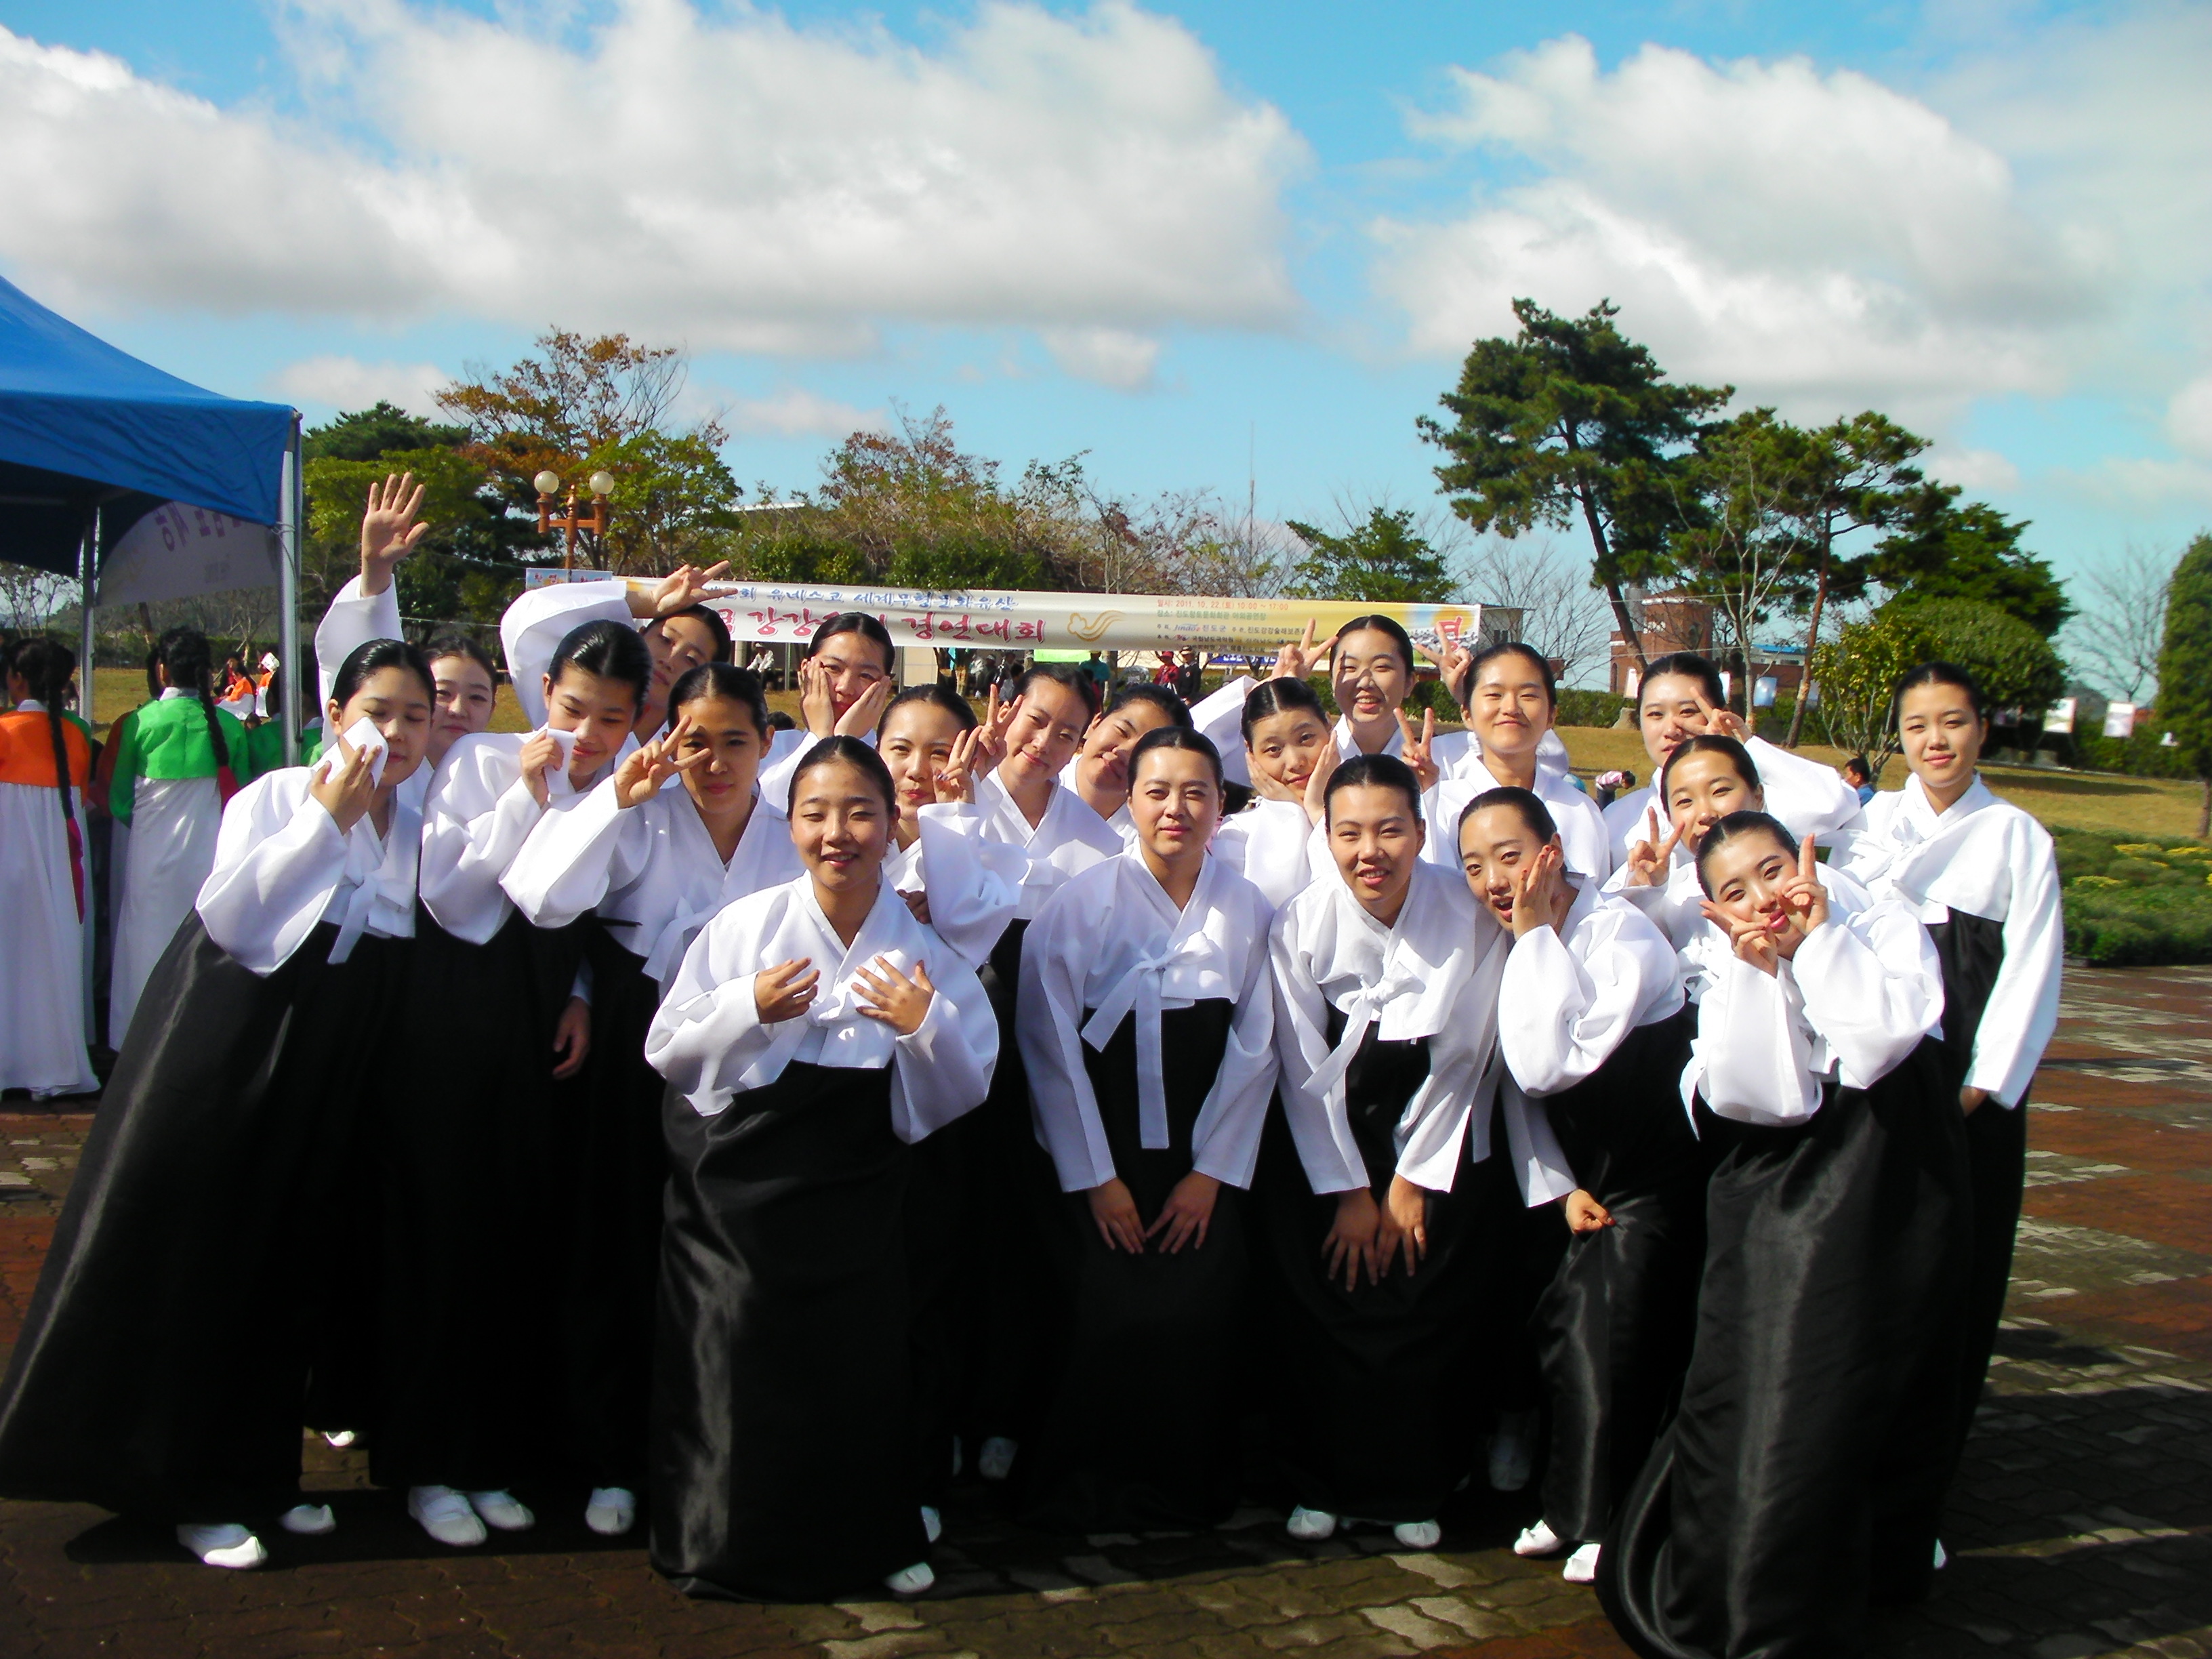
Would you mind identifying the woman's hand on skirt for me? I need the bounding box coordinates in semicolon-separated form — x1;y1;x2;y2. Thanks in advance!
1378;1175;1430;1277
1147;1172;1221;1254
1088;1179;1147;1253
1324;1189;1383;1292
550;995;592;1079
1563;1188;1614;1235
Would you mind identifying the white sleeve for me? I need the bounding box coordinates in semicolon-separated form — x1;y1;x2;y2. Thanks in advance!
1500;924;1646;1094
1390;939;1500;1191
907;804;1024;970
1017;884;1119;1191
314;575;403;710
419;742;544;942
194;775;351;975
1189;924;1278;1189
501;777;645;928
1967;825;2063;1107
1268;913;1368;1195
1796;903;1945;1091
1747;735;1866;847
888;954;998;1143
1694;956;1822;1124
1187;676;1255;787
644;916;779;1116
1500;1075;1580;1206
499;579;634;728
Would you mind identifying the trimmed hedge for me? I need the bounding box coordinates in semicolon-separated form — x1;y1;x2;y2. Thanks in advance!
2054;832;2212;966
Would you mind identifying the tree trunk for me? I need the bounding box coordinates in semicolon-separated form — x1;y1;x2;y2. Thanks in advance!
1575;490;1647;680
1786;548;1830;750
2198;777;2209;841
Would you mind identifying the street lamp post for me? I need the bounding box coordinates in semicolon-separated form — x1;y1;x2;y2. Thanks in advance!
535;470;617;575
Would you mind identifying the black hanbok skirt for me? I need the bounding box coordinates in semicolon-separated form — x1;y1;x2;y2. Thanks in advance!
1925;912;2028;1492
1256;1017;1488;1523
651;1060;926;1601
1019;999;1248;1533
0;918;407;1521
1598;1038;1971;1659
1533;1008;1705;1542
371;905;587;1491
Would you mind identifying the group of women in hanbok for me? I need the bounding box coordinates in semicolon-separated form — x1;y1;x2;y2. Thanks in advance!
0;474;2063;1656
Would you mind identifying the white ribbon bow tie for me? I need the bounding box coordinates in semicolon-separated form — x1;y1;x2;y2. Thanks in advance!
1080;935;1214;1151
331;835;384;964
1307;963;1427;1097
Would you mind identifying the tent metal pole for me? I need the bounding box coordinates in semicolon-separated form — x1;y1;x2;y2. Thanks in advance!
79;506;98;726
279;415;304;766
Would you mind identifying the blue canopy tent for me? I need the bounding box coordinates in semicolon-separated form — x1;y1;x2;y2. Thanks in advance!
0;273;304;759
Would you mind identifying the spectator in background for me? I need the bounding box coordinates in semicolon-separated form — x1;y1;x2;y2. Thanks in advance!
1175;649;1204;701
1594;769;1635;811
1083;651;1110;689
1843;754;1876;805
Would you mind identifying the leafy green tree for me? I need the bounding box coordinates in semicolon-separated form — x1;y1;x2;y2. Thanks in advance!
1420;298;1729;674
1810;605;1936;781
1282;507;1455;605
1891;596;2068;730
1666;409;1807;710
2154;532;2212;835
302;401;468;463
1874;495;2072;636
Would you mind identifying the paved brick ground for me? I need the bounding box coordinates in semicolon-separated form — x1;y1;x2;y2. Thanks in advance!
3;965;2209;1659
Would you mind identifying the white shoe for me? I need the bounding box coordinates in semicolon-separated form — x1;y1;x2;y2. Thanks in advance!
409;1486;487;1548
1563;1542;1601;1584
1933;1538;1948;1570
321;1429;357;1449
950;1436;964;1479
279;1503;335;1536
921;1504;943;1544
1393;1519;1442;1551
977;1436;1017;1481
1286;1506;1337;1541
885;1560;935;1595
1488;1410;1537;1492
1514;1519;1565;1557
176;1523;267;1569
584;1488;635;1537
466;1490;534;1532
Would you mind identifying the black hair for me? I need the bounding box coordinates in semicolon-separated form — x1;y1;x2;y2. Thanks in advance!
155;626;232;775
1129;724;1223;789
1694;810;1799;897
1241;674;1330;745
767;709;796;732
142;644;161;700
1103;680;1193;730
1323;751;1422;824
549;619;653;708
12;638;83;851
1843;754;1871;782
422;628;497;682
1892;660;1988;722
1456;783;1557;845
260;662;281;722
1332;615;1415;676
1660;733;1762;801
654;602;734;665
331;638;435;711
667;662;770;737
1462;641;1557;708
1010;661;1102;721
1639;651;1725;710
787;734;897;817
806;611;896;675
882;682;978;735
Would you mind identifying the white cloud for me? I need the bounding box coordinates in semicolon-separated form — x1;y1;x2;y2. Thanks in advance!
2167;376;2212;461
1040;327;1162;390
0;2;1305;356
268;354;449;416
721;386;886;439
1373;35;2106;423
1925;446;2022;493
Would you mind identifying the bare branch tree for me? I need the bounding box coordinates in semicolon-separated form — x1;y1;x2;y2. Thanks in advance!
1462;535;1616;687
2066;542;2175;703
0;564;78;634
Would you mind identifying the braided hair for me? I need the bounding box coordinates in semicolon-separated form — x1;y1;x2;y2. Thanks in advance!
12;638;85;915
155;627;232;775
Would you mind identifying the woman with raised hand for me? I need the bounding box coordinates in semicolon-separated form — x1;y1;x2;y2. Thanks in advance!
1263;754;1572;1552
1603;653;1862;870
108;626;259;1044
1063;680;1192;834
754;611;899;802
1607;734;1776;951
1212;675;1337;911
1599;815;1968;1658
501;660;798;1539
500;559;733;743
377;621;652;1551
1459;788;1698;1589
1834;663;2062;1564
0;640;432;1570
1017;728;1277;1532
0;639;98;1098
1420;643;1612;882
645;738;996;1601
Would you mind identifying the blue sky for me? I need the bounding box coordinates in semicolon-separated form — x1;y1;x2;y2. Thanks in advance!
3;0;2208;619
